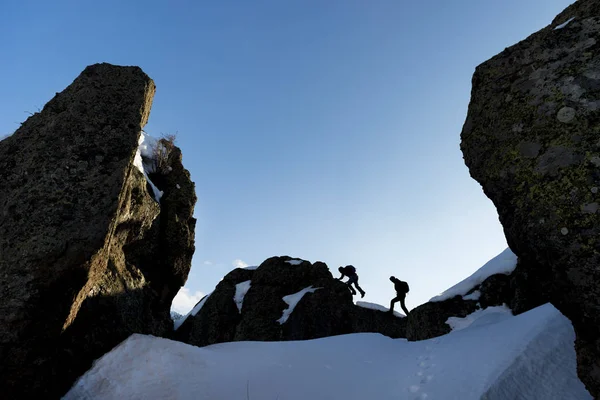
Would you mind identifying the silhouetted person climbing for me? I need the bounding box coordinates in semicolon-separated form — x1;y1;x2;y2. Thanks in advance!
389;276;410;316
337;265;366;298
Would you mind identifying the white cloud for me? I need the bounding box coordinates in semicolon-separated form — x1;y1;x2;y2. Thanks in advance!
171;287;205;315
233;259;248;269
203;260;213;265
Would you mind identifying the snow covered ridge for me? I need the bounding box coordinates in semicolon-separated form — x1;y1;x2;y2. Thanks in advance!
133;131;164;202
430;247;517;302
64;303;591;400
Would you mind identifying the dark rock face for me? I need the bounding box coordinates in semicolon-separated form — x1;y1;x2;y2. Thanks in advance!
0;63;196;399
460;1;600;395
406;297;478;341
174;256;406;346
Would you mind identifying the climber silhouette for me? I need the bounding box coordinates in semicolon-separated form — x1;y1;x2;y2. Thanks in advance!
337;265;366;298
389;276;410;316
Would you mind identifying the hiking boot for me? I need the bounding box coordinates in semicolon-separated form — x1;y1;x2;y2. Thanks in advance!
360;291;365;298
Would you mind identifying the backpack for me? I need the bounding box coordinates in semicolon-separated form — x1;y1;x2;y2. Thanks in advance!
345;265;356;274
401;281;410;293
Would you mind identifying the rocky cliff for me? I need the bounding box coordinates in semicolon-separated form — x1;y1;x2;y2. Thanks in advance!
0;63;196;399
174;256;406;346
460;0;600;396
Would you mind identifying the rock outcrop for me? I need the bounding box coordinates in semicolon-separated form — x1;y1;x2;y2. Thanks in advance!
174;256;406;346
406;297;479;341
460;1;600;396
406;256;551;341
0;63;196;399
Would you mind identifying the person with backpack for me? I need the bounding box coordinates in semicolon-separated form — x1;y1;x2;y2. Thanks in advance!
337;265;366;298
388;276;410;316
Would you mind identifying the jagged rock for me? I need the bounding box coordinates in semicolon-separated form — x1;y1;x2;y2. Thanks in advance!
478;274;511;309
0;63;196;399
174;256;406;346
460;1;600;395
508;258;552;315
406;297;478;341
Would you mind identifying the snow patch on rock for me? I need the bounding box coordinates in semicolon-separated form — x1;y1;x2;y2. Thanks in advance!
133;131;164;202
554;17;575;30
463;290;481;301
277;286;321;324
234;280;252;313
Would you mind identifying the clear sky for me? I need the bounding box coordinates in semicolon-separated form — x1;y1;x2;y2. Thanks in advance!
1;0;574;313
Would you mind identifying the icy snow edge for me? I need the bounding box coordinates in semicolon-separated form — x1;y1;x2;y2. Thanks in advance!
430;247;517;302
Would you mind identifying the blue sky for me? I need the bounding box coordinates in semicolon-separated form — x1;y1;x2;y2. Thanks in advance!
1;1;573;313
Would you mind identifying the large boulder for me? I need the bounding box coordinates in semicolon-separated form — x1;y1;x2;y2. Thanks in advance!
0;63;196;399
460;1;600;395
174;256;406;346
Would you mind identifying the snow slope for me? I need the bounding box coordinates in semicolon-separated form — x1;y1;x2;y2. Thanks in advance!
64;303;590;400
430;247;517;302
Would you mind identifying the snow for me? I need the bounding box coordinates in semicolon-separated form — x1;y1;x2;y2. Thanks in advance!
462;290;481;301
133;131;163;202
554;17;575;30
277;286;321;324
430;247;517;302
65;303;591;400
356;301;405;318
285;259;304;265
234;280;252;313
173;292;212;331
446;305;513;332
244;265;259;270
